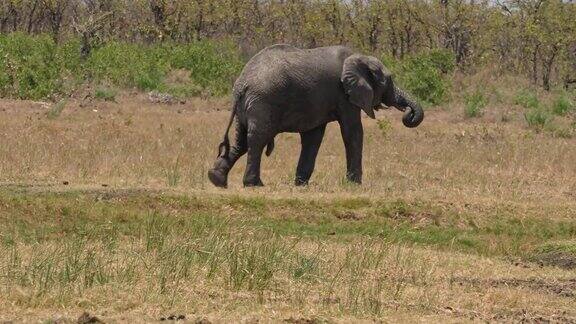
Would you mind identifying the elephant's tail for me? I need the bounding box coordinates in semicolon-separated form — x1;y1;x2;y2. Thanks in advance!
217;98;239;159
265;138;275;157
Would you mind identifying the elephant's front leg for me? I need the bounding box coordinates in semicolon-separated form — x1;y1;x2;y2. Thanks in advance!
295;124;327;186
339;119;363;184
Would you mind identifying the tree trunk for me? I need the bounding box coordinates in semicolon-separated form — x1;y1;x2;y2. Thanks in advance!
542;45;558;91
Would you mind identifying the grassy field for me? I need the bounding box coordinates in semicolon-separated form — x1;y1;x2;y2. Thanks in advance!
0;93;575;322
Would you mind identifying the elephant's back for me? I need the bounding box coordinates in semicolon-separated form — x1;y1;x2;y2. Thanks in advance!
234;45;352;101
234;45;301;94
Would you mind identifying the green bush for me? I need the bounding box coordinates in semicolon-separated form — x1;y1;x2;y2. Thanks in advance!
384;49;454;106
86;42;169;91
0;33;75;99
424;49;456;74
514;89;540;109
464;91;487;118
551;95;573;116
0;33;244;100
168;41;243;96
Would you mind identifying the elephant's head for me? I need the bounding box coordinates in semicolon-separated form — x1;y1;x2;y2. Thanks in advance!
341;54;424;128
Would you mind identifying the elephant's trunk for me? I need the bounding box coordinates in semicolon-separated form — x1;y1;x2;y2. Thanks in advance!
393;86;424;128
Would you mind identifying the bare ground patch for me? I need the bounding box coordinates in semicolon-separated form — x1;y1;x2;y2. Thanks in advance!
531;251;576;270
451;277;576;298
442;306;576;324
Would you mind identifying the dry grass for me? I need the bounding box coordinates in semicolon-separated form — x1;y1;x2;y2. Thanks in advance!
1;93;575;205
0;93;575;322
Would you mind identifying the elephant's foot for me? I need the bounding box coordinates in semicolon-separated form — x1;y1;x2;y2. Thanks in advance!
346;173;362;185
243;177;264;187
208;168;228;188
294;177;309;186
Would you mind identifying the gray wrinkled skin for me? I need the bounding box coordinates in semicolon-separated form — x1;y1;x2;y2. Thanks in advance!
208;44;424;188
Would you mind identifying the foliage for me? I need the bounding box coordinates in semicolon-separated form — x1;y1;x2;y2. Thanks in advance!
0;33;243;99
423;49;457;74
86;42;169;91
167;41;244;96
549;126;574;139
399;52;453;106
0;33;78;99
384;49;454;106
1;0;574;93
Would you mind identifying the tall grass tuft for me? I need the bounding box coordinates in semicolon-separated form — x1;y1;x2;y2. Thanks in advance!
551;94;574;116
524;108;552;131
464;90;487;118
515;89;540;109
46;99;67;119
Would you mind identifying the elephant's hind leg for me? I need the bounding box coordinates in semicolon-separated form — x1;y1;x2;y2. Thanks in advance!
295;124;327;186
208;123;248;188
243;130;270;187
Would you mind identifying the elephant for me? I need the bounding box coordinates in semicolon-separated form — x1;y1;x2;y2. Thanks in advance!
208;44;424;188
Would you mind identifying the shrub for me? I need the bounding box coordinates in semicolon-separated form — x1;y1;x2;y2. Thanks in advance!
167;41;243;96
398;59;447;106
464;90;487;118
0;34;245;100
0;34;82;99
384;50;455;106
551;95;573;116
514;89;540;109
425;49;456;74
86;42;169;91
0;33;62;99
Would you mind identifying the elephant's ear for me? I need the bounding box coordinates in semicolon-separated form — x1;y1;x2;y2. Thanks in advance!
341;55;375;119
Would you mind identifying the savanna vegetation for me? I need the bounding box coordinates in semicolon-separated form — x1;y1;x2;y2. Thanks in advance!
0;0;576;102
1;0;576;322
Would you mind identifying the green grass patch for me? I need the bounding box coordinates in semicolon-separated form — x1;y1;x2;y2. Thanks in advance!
1;189;575;258
94;87;117;101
